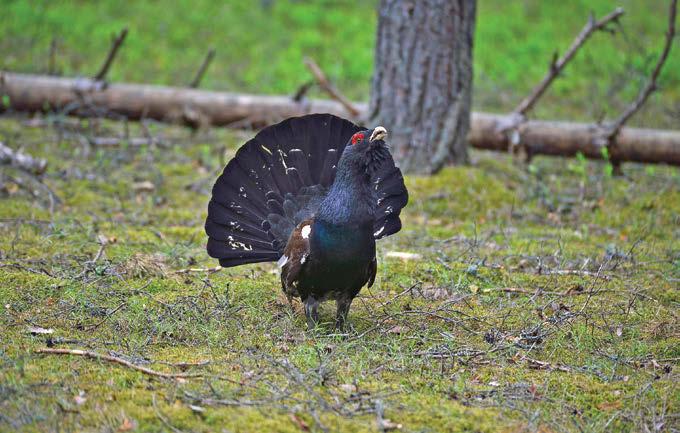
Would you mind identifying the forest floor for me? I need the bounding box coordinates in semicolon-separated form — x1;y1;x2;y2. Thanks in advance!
0;116;678;432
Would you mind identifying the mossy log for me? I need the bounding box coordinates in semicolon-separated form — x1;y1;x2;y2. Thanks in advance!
2;72;680;166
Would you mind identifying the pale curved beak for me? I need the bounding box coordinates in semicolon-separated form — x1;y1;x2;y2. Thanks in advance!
369;126;387;142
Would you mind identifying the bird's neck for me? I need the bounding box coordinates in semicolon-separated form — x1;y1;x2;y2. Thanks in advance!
317;167;375;226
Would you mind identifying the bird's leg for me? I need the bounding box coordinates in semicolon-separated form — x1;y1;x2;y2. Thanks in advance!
335;296;353;331
304;296;320;330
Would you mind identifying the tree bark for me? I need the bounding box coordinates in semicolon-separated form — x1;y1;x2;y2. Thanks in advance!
2;72;680;166
369;0;476;174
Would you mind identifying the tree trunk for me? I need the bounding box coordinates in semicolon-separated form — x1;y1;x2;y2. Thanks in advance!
369;0;476;174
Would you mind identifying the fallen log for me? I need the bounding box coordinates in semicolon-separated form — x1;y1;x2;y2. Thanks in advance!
469;113;680;166
2;72;679;165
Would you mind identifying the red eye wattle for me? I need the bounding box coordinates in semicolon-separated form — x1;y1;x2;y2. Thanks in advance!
351;132;365;145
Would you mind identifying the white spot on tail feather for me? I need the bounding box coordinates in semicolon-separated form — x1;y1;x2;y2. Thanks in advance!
278;149;289;169
301;225;311;239
227;235;252;251
374;226;385;237
277;255;288;268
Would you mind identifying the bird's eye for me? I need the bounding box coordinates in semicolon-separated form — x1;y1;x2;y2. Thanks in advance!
351;132;365;145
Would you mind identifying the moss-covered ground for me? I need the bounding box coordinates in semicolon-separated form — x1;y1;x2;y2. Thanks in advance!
0;116;677;432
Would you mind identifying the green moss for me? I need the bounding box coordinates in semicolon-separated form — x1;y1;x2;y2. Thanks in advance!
1;116;679;431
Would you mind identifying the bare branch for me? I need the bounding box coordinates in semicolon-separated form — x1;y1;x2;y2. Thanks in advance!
48;37;58;75
35;348;204;379
292;79;314;102
189;47;216;88
514;7;625;116
94;27;128;81
172;265;223;274
0;142;47;175
607;0;677;139
303;57;360;117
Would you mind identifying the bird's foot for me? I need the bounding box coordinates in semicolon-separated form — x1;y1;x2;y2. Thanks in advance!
335;296;354;333
304;297;320;331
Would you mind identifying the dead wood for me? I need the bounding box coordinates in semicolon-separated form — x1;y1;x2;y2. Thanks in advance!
304;57;360;117
94;27;128;81
2;72;680;165
35;348;204;379
602;0;678;167
189;47;216;88
0;141;47;175
513;8;625;117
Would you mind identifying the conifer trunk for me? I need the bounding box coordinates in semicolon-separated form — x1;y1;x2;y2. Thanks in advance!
369;0;476;174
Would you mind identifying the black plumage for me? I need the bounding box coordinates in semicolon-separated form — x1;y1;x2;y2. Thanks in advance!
205;113;408;328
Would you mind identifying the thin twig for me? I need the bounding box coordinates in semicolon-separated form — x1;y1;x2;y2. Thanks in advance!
303;57;360;116
84;302;127;332
152;394;187;433
0;142;47;175
48;37;58;75
189;47;216;88
87;136;165;147
514;7;625;116
540;269;612;281
35;348;204;379
292;80;315;102
94;27;128;81
173;265;223;274
606;0;677;139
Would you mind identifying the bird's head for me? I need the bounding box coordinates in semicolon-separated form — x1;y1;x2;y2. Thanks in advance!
340;126;390;176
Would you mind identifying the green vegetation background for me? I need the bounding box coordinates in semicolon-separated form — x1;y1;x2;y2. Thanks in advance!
1;1;678;432
2;0;678;127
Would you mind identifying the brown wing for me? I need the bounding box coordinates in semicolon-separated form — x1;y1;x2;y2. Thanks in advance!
279;218;313;296
367;256;377;288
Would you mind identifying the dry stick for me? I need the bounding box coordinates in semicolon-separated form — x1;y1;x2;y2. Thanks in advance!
292;80;315;102
48;37;58;75
94;27;128;81
152;394;187;433
513;7;625;117
84;302;126;332
173;265;223;274
605;0;678;159
88;136;164;147
189;47;216;88
35;348;204;379
303;57;360;117
0;142;47;175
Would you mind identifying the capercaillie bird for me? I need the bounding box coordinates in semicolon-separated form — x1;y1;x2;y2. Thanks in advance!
205;114;408;329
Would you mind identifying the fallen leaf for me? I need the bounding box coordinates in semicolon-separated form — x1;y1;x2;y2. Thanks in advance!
27;326;54;335
189;405;205;414
380;418;403;431
133;180;155;192
388;325;407;334
289;413;310;431
385;252;422;261
74;391;87;406
118;417;136;432
339;383;357;393
596;400;622;411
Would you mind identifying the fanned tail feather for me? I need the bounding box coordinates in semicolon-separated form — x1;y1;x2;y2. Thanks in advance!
206;113;408;267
